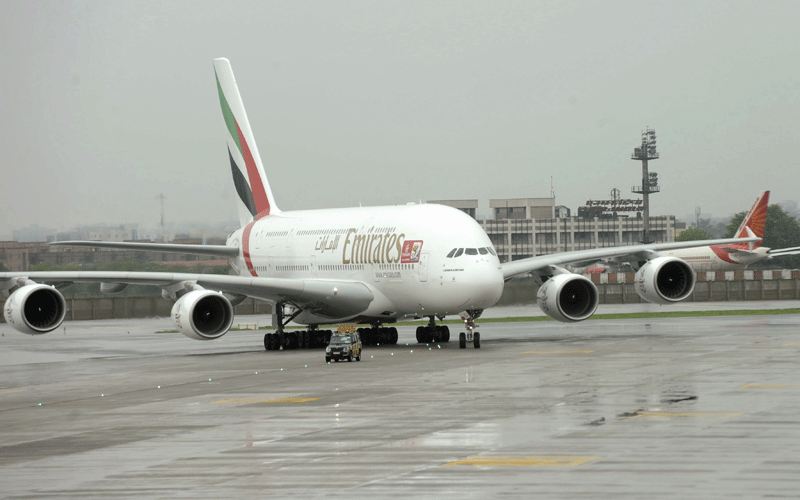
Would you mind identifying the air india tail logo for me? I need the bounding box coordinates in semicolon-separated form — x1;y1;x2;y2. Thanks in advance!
401;240;423;263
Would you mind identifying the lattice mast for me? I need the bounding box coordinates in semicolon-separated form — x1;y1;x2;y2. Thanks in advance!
631;128;659;243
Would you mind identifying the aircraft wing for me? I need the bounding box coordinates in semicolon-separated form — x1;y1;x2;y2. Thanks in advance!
49;241;241;258
501;236;761;279
0;272;373;319
768;246;800;257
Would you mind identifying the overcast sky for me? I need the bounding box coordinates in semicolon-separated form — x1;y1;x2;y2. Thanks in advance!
2;0;798;238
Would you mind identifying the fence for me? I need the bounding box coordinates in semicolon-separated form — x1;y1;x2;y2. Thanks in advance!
2;270;799;322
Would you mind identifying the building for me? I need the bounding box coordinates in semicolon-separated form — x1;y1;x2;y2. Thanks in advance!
431;198;676;263
490;198;555;220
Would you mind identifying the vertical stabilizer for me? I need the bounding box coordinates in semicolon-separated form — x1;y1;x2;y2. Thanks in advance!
735;191;769;244
213;57;280;226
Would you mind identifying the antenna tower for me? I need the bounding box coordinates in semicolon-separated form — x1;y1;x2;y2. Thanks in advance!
631;128;660;243
157;194;166;243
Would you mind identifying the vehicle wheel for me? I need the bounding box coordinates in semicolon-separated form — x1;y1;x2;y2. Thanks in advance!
459;332;466;349
473;332;481;349
264;333;271;351
326;356;331;363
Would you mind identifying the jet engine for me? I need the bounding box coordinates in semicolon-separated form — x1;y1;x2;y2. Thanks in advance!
537;273;599;322
3;284;67;335
635;256;695;304
171;290;234;340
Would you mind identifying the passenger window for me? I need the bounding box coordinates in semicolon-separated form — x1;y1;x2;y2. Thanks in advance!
446;248;457;258
478;248;488;255
465;248;478;255
454;248;464;257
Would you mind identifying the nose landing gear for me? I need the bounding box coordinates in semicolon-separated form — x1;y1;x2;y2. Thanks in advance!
459;310;482;349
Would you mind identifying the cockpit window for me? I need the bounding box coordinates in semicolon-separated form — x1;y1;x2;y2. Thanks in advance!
478;247;488;255
487;247;497;256
446;248;457;258
454;248;464;257
465;248;478;255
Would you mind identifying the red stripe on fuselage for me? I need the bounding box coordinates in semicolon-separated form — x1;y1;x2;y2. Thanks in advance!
235;121;271;218
242;221;259;277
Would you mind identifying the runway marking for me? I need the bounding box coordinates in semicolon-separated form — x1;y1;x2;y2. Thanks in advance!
522;350;595;354
1;390;22;395
783;343;800;346
444;455;600;467
741;384;800;389
212;397;321;404
620;411;742;419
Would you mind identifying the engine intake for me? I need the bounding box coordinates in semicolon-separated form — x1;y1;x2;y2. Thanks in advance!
635;256;695;304
4;284;67;335
537;273;599;322
171;289;234;340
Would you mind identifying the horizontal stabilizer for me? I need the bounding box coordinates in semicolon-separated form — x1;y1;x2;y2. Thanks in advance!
768;246;800;257
50;241;240;258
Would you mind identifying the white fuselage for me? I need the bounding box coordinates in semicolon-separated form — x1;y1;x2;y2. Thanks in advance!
662;245;770;271
226;203;504;325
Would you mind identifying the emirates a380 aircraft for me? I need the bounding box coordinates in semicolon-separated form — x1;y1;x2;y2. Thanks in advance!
1;58;759;350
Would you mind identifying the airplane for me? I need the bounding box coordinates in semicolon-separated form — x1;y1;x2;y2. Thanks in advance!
663;191;800;270
0;58;761;351
579;191;800;272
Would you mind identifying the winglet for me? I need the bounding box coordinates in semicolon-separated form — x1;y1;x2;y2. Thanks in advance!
213;57;280;226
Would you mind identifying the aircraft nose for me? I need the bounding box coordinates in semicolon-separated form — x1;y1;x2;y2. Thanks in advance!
462;264;504;309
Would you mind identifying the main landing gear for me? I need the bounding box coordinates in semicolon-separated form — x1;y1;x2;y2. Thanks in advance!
264;327;332;351
458;310;481;349
415;316;450;344
264;302;333;351
358;325;399;346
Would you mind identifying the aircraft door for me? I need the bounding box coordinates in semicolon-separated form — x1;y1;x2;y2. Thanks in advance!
418;252;429;282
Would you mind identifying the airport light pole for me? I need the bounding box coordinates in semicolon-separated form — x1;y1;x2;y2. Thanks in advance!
631;128;659;243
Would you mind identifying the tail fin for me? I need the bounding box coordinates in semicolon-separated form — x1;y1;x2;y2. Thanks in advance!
735;190;769;243
213;57;280;227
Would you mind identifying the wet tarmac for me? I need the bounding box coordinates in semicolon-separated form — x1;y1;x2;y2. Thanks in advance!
1;302;799;498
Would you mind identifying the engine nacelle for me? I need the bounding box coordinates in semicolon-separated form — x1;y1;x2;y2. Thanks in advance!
3;284;67;335
537;273;599;322
171;290;234;340
635;256;695;304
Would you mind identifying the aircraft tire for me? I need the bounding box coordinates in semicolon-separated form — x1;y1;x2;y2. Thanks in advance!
389;327;398;344
473;332;481;349
459;332;466;349
264;333;271;351
443;326;450;342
